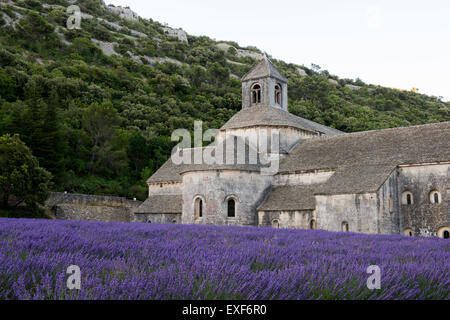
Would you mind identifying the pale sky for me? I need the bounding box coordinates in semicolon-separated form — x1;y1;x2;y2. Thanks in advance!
105;0;450;101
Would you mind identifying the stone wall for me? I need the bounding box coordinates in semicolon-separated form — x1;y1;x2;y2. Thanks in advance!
397;164;449;237
148;182;182;196
258;210;314;229
315;193;380;234
274;170;335;186
134;213;182;224
376;171;402;235
217;126;316;155
241;78;288;111
46;192;142;222
55;204;133;222
182;170;272;226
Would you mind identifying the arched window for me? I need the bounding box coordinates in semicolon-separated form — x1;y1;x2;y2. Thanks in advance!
404;228;414;237
272;219;280;229
147;219;152;223
429;190;441;204
402;191;414;205
194;197;203;218
437;227;450;239
172;219;177;224
274;84;281;105
251;83;261;104
227;198;236;218
310;219;316;230
342;221;349;232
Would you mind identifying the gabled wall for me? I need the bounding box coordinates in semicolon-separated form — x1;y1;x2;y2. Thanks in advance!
397;164;449;236
315;193;379;234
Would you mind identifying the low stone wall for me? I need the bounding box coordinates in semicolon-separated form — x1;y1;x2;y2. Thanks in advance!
134;213;182;224
55;204;133;222
46;192;142;222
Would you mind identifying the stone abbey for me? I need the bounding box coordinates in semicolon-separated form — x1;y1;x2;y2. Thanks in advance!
135;57;450;239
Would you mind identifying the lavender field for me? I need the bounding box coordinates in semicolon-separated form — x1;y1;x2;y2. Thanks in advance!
0;218;448;300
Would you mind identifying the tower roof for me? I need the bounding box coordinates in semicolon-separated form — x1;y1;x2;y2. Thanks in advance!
241;56;288;83
221;105;343;136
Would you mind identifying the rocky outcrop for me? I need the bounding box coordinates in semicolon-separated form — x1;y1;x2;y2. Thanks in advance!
216;43;263;60
297;68;307;76
346;84;361;90
106;5;139;22
162;26;188;43
91;39;119;56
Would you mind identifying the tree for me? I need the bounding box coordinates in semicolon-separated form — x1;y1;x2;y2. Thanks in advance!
38;90;65;180
207;62;229;94
0;68;16;101
0;134;51;210
16;11;54;44
82;100;121;173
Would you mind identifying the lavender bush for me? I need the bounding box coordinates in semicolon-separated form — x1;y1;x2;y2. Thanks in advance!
0;218;448;300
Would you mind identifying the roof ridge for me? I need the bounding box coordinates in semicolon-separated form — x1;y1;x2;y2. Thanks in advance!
305;121;450;143
241;57;288;82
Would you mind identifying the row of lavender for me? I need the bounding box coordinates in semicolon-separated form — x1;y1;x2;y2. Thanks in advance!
0;218;448;299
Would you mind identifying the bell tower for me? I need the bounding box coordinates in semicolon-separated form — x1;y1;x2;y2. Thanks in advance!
241;56;288;111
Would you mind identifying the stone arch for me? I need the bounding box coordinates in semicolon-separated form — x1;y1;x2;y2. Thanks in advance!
404;228;414;237
429;190;441;204
147;218;152;223
272;219;280;229
342;221;349;232
251;83;262;105
310;219;316;230
224;195;239;218
227;198;237;218
274;83;282;105
193;195;205;218
437;226;450;239
401;191;414;205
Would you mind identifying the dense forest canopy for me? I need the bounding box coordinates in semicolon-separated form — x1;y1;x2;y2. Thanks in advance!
0;0;449;200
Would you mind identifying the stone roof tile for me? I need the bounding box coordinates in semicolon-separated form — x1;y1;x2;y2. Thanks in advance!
135;195;182;214
241;56;288;83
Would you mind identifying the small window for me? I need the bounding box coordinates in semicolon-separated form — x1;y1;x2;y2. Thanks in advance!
402;191;414;205
251;83;261;104
194;197;203;218
147;219;152;223
272;219;280;229
227;198;236;218
437;227;450;239
342;221;349;232
310;219;316;230
274;84;281;105
172;219;177;224
404;228;414;237
429;190;441;204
